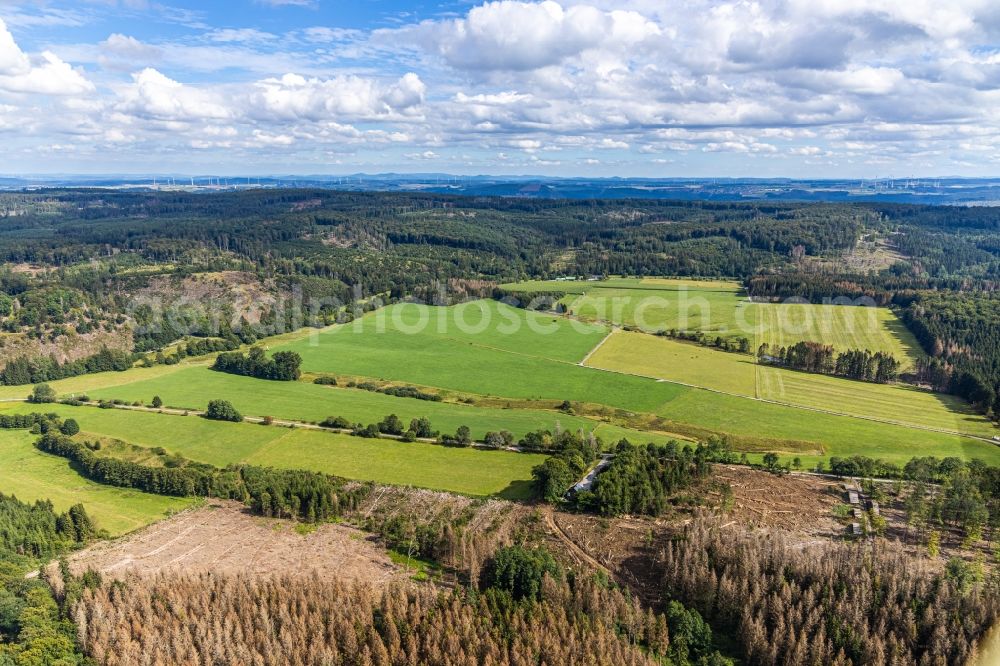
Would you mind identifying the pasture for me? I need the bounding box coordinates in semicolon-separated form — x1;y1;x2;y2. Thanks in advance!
0;428;194;536
755;365;997;438
502;277;751;335
273;301;688;412
752;301;923;370
656;390;1000;466
583;329;995;439
85;365;639;442
0;403;547;499
585;330;757;395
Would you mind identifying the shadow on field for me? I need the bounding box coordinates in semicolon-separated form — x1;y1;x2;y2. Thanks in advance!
496;479;536;502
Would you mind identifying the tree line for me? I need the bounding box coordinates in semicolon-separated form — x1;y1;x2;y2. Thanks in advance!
758;341;901;383
34;433;369;523
0;346;133;386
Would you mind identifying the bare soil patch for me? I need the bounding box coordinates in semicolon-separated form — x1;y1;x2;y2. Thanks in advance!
65;501;405;586
714;465;842;536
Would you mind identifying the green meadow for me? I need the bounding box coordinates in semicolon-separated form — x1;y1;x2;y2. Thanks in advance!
273;301;688;412
502;277;751;335
585;328;996;440
86;365;617;440
0;289;993;499
0;403;546;499
586;329;758;395
655;390;1000;467
753;301;924;370
0;428;194;536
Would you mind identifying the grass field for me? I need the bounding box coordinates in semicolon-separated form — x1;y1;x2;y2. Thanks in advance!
0;428;194;535
501;278;923;370
655;390;1000;467
273;301;688;412
502;277;751;335
85;365;637;441
0;289;992;481
0;403;547;499
753;302;923;370
755;365;996;437
586;330;757;395
584;329;997;440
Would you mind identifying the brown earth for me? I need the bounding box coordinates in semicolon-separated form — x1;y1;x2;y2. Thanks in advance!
63;501;405;586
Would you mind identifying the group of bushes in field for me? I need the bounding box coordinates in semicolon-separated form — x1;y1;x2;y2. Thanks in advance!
656;328;752;354
758;341;901;383
320;412;485;447
212;346;302;381
141;336;240;367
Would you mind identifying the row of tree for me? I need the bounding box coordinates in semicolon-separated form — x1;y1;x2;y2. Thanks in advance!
33;433;369;523
758;341;901;383
0;346;133;386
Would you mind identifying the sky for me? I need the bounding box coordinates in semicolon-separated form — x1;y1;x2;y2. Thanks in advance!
1;0;999;177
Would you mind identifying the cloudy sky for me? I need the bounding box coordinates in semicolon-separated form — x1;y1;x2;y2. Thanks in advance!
1;0;999;177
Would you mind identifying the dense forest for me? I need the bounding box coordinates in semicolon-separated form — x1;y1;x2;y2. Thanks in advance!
660;516;999;665
0;493;96;664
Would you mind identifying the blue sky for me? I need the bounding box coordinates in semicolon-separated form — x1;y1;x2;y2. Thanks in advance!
1;0;999;177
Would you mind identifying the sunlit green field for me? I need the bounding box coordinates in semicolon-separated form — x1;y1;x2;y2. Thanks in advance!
755;365;995;437
501;278;923;371
273;301;688;412
0;290;993;484
502;277;751;335
85;365;644;442
583;328;996;440
0;403;547;499
0;428;194;536
655;390;1000;466
585;330;757;395
752;301;923;370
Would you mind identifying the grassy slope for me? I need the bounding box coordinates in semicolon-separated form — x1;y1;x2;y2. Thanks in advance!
85;366;629;441
756;365;997;437
0;363;190;401
275;302;688;412
586;330;757;395
752;302;924;371
585;329;997;439
502;277;750;335
0;403;546;499
656;390;1000;466
0;428;193;536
